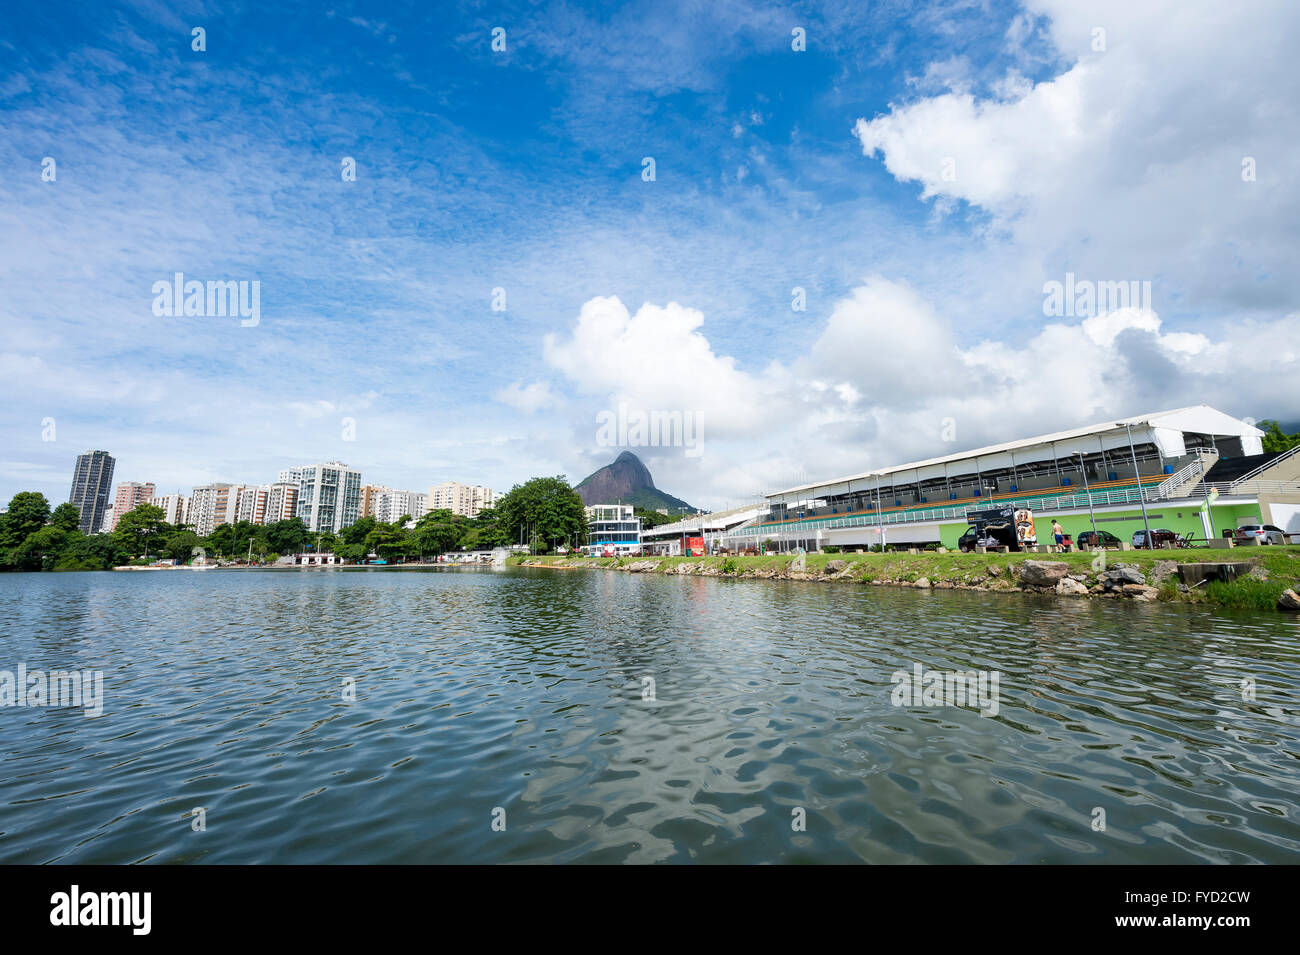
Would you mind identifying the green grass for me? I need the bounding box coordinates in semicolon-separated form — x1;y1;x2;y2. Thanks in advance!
1203;576;1286;611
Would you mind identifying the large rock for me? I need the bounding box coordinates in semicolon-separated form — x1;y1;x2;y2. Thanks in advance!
826;559;847;574
1100;567;1146;589
1018;560;1070;587
913;577;931;589
1278;589;1300;612
1056;578;1089;596
1122;583;1159;600
1150;560;1179;584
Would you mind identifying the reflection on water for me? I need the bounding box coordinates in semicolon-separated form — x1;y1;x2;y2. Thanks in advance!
0;567;1297;863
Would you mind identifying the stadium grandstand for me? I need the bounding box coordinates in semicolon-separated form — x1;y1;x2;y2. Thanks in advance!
714;405;1300;552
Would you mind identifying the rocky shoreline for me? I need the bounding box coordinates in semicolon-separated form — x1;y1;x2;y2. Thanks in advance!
514;554;1300;612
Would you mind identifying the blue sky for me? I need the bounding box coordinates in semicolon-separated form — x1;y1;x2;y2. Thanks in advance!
2;0;1298;511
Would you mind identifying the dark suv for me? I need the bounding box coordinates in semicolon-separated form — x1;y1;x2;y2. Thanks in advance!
1076;530;1122;549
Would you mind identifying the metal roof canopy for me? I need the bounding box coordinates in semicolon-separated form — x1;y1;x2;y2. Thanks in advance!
641;505;761;538
767;405;1264;504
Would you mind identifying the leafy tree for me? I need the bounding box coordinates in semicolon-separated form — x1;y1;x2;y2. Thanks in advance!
0;492;52;548
55;532;121;570
164;529;202;563
466;507;509;548
1258;419;1300;453
265;518;309;556
50;502;82;532
493;477;587;553
340;516;377;548
113;504;170;558
14;526;68;571
365;521;412;561
413;509;466;557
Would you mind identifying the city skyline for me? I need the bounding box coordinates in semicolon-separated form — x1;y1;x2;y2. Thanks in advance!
58;449;505;531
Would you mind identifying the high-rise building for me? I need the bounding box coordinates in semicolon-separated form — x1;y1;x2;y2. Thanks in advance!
374;489;427;525
109;482;156;531
296;462;362;533
359;484;389;520
149;494;190;526
234;485;269;525
69;451;116;535
190;483;238;536
264;483;299;523
277;468;303;486
427;481;497;518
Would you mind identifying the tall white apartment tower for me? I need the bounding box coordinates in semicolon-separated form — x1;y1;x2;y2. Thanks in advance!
296;462;362;533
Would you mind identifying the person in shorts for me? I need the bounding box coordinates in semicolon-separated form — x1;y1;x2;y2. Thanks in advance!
1052;520;1065;552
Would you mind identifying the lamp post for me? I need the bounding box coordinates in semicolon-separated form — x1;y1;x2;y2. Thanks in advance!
1125;422;1154;547
1078;451;1098;540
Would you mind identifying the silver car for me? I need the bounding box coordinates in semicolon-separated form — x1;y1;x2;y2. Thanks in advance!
1234;524;1288;545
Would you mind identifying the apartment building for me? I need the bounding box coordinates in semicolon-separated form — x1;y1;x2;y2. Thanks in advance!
427;481;498;518
149;494;190;527
296;461;362;533
108;482;156;531
234;485;269;525
69;450;116;535
359;484;389;520
376;489;427;524
264;482;299;523
190;483;238;536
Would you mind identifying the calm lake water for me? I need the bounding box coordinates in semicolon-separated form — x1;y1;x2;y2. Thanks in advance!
1;566;1297;864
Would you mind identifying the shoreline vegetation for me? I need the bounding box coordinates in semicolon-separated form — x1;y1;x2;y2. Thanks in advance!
510;549;1300;614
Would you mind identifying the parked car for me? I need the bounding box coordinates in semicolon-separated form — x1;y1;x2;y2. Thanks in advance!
1076;530;1122;549
1234;524;1287;545
1131;528;1180;549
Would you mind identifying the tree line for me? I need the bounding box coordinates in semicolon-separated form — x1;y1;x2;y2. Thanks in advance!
0;476;588;571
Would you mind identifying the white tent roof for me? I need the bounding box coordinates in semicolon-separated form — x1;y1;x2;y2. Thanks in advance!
768;404;1263;501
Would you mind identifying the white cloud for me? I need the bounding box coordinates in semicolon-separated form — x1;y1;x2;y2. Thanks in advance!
534;283;1300;506
853;0;1300;314
495;381;557;415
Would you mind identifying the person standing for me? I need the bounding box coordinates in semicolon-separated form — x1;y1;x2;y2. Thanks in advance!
1051;520;1065;552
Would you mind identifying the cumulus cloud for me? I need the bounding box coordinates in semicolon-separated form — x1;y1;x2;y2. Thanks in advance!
853;0;1300;313
531;282;1300;505
541;296;768;436
494;381;557;415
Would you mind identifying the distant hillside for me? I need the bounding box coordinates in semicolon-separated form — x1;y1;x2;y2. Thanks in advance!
575;451;695;513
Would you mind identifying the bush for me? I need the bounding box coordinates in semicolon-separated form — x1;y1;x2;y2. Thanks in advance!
720;556;740;575
1204;577;1283;611
823;545;842;554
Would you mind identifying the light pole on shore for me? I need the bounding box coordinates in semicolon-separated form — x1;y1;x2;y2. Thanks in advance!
1078;452;1098;540
1125;422;1154;548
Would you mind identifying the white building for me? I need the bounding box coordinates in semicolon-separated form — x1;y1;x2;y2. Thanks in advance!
427;481;498;518
190;484;238;536
374;489;427;524
582;504;642;556
264;482;299;523
149;494;191;527
296;461;362;533
234;485;269;525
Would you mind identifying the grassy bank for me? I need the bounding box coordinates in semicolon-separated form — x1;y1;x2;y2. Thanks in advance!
509;547;1300;611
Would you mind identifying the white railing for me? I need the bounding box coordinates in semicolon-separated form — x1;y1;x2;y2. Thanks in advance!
1181;479;1300;498
723;471;1300;540
724;485;1157;538
1155;452;1212;498
1230;444;1300;486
